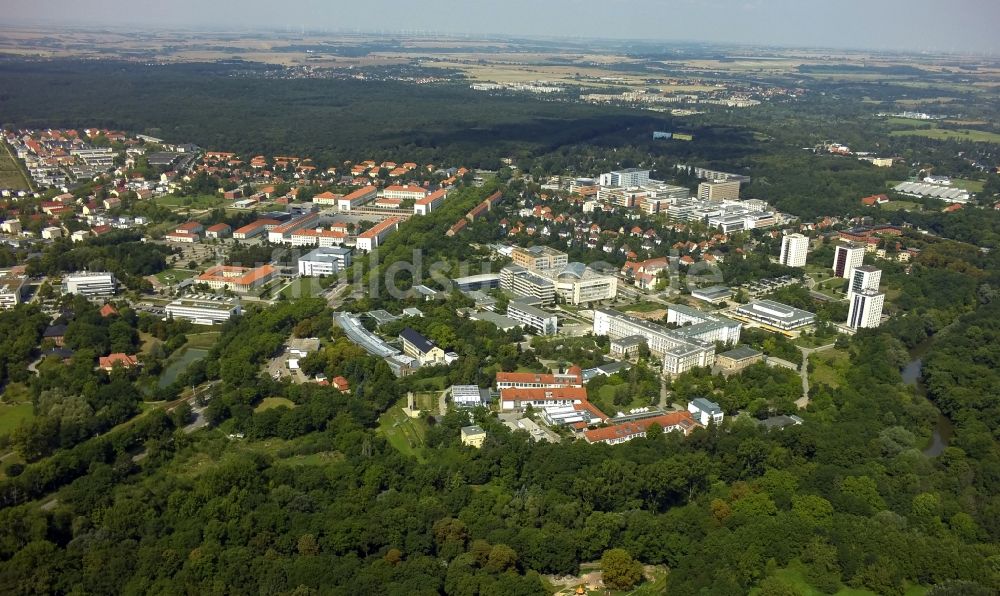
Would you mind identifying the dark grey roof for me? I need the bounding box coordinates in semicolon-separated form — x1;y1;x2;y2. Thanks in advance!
719;345;762;361
44;324;68;337
399;327;435;354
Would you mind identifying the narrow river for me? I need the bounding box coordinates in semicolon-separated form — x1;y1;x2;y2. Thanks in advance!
903;341;953;457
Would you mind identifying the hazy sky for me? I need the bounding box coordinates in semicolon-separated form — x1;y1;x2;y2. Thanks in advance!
6;0;999;54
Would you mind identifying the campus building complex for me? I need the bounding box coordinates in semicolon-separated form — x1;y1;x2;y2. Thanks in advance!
594;305;740;375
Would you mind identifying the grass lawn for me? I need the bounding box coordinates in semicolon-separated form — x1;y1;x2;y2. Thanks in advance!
595;384;656;415
811;348;850;389
183;331;221;350
154;193;229;209
753;563;928;596
377;401;428;461
414;391;439;411
153;268;198;285
410;375;449;392
879;200;923;212
952;178;985;193
0;142;31;190
279;277;330;299
255;397;296;413
0;402;34;435
890;127;1000;144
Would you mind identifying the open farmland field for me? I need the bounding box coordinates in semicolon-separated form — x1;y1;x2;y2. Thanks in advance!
890;127;1000;143
0;142;30;191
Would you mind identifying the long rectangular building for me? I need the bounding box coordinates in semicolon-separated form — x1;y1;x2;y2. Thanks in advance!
165;295;242;325
506;299;558;335
356;217;402;252
735;300;815;331
584;411;697;445
268;212;324;244
62;272;116;296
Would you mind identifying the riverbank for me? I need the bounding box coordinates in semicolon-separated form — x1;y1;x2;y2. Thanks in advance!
903;339;954;457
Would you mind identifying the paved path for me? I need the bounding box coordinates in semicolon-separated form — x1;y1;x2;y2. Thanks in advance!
795;343;837;409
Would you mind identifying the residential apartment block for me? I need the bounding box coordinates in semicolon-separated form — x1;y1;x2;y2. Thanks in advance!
833;243;865;278
779;233;809;267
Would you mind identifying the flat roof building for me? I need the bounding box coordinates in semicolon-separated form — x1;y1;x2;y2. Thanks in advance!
511;245;569;272
500;264;556;305
691;285;734;304
452;273;501;292
452;385;491;409
165;295;242;325
298;247;352;276
0;272;26;309
735;300;816;330
507;299;558;336
716;345;763;372
697;179;741;202
688;397;724;426
63;271;117;297
461;425;487;448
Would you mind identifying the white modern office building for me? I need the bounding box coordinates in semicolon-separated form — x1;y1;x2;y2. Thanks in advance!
847;290;885;329
507;299;558;335
833;243;866;279
62;272;117;296
779;233;809;267
165;295;242;325
735;300;816;331
599;168;650;188
298;247;353;276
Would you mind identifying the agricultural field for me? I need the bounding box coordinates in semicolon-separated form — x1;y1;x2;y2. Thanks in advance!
889;127;1000;143
0;142;30;191
952;178;985;193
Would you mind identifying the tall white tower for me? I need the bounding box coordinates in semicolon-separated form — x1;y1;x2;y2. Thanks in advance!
833;243;865;279
847;290;885;328
779;233;809;267
849;266;881;294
